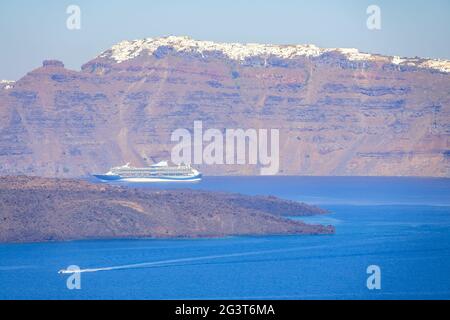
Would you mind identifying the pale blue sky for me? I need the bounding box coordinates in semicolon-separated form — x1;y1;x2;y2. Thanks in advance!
1;0;449;80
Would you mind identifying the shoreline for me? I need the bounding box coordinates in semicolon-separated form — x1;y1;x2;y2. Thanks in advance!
0;232;336;246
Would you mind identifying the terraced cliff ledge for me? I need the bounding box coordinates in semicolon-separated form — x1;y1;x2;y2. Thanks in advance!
1;36;449;178
0;176;334;243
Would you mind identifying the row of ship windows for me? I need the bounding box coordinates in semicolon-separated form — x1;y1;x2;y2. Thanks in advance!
114;170;192;172
117;173;192;176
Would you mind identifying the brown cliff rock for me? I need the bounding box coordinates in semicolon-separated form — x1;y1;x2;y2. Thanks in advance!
0;36;449;177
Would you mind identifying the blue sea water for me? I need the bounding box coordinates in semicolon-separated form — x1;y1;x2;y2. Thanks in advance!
0;176;449;300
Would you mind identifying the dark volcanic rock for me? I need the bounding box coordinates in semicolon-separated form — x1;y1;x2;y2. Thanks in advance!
42;60;65;68
0;176;334;243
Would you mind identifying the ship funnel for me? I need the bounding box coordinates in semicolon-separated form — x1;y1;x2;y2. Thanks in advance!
152;160;168;167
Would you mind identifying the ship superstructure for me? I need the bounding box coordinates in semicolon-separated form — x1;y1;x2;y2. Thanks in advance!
93;161;201;182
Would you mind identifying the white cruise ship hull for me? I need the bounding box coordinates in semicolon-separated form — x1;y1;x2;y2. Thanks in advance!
93;161;202;183
93;173;202;183
120;175;202;182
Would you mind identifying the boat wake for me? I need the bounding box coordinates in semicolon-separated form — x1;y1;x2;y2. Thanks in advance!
57;246;326;274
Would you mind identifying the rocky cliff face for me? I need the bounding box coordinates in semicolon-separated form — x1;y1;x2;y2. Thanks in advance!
0;36;449;177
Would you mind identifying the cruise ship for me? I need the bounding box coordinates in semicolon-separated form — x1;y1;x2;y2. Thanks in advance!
93;161;202;182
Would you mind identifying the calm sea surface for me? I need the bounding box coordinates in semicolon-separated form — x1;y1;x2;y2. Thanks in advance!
1;176;449;299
